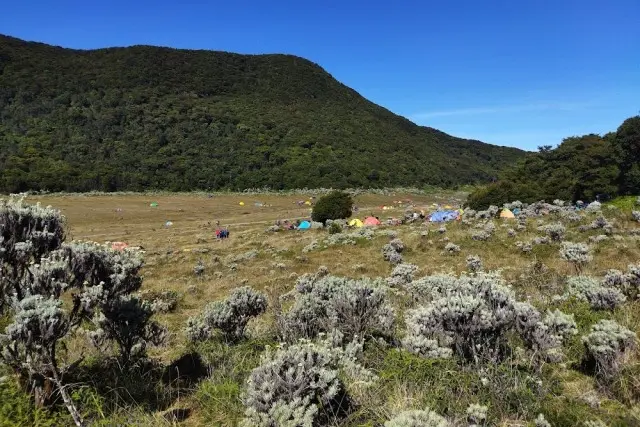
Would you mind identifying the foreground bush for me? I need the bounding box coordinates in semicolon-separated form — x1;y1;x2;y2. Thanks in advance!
241;336;373;426
278;274;394;342
403;272;576;364
0;198;66;312
0;200;165;426
186;286;267;343
384;408;449;427
311;191;353;225
582;320;636;379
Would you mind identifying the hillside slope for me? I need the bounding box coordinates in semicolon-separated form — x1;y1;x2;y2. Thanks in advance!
466;115;640;209
0;35;524;192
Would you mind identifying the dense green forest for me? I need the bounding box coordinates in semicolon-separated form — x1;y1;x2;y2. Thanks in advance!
467;115;640;209
0;35;524;192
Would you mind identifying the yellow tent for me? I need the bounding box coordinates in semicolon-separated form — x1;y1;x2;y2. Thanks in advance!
239;202;245;206
304;200;312;206
500;209;515;219
348;218;364;227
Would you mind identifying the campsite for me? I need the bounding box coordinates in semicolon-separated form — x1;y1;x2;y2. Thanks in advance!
2;2;640;425
3;190;640;426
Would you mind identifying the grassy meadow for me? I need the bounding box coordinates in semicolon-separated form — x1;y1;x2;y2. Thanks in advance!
2;191;640;426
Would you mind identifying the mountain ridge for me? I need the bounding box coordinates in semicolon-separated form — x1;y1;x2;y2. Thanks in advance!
0;34;524;192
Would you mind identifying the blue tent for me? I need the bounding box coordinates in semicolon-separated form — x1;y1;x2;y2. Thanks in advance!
298;221;311;230
429;210;459;223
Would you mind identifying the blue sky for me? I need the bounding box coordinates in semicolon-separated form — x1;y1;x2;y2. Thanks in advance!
2;0;639;150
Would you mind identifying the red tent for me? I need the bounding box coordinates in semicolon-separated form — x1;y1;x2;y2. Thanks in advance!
363;216;382;226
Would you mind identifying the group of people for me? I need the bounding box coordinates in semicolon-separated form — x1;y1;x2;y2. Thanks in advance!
213;221;230;239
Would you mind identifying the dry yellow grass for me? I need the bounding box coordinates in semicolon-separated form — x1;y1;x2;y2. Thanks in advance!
13;192;640;425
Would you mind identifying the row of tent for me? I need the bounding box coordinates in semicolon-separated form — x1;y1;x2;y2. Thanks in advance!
347;217;382;227
426;208;518;223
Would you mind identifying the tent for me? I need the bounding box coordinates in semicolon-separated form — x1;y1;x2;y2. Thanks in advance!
239;202;245;206
363;216;382;226
304;200;312;206
348;218;364;227
111;242;129;251
298;221;311;230
150;202;158;207
500;209;515;219
429;210;459;222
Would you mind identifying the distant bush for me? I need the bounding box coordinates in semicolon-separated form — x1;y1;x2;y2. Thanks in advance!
466;255;483;273
311;191;353;225
538;222;566;242
443;242;460;254
387;263;418;287
328;222;342;234
559;242;592;272
382;238;404;265
186;286;267;343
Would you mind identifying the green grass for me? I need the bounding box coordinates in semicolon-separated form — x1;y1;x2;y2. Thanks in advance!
606;196;639;212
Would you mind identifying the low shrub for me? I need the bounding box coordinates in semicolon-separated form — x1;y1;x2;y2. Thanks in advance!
241;336;373;426
582;319;636;379
278;274;394;342
186;286;267;343
564;276;626;310
384;408;449;427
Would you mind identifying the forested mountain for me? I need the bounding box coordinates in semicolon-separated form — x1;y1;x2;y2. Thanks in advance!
0;35;524;192
467;115;640;209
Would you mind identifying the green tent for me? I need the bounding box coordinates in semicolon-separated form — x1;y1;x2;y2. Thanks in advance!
150;202;159;207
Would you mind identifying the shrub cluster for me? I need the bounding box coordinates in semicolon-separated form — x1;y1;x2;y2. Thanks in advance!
604;265;640;300
387;263;418;288
241;335;374;426
563;276;626;310
559;242;592;271
0;198;166;426
582;319;636;379
443;242;460;255
278;274;394;342
382;238;404;264
384;408;449;427
403;272;576;364
186;286;267;343
537;222;566;241
471;221;496;241
466;255;483;273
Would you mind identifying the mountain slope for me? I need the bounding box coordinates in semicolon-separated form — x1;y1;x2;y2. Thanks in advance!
0;35;524;192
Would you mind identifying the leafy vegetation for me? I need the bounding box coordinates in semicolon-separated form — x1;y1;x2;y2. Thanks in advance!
311;191;353;224
0;35;524;192
467;116;640;209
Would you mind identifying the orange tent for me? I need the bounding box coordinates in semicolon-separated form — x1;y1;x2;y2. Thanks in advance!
363;216;382;226
111;242;129;251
